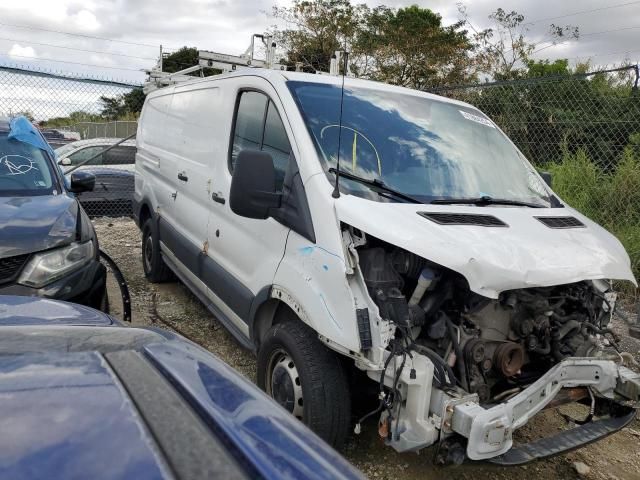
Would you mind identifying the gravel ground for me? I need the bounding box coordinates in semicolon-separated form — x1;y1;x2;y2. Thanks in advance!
95;217;640;480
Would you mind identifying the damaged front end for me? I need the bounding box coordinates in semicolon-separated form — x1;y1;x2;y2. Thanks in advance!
344;226;640;464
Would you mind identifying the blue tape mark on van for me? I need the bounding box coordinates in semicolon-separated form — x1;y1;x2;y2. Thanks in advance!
298;245;345;265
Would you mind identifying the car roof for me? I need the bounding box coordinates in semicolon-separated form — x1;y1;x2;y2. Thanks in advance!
58;138;137;149
0;296;362;480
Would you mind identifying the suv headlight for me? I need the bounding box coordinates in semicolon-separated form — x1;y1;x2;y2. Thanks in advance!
18;241;95;288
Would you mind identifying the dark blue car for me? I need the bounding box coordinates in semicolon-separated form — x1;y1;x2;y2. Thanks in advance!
0;116;106;309
0;295;363;480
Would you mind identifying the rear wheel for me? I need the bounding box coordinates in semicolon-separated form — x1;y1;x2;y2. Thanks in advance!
141;218;172;283
257;316;351;448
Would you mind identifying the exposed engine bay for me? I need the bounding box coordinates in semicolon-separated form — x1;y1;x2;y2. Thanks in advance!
344;228;640;464
348;228;640;462
357;234;619;403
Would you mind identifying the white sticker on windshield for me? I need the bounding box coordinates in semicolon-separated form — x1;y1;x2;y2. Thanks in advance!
459;110;495;128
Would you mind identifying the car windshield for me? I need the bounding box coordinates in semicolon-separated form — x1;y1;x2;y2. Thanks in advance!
0;133;58;196
288;81;551;206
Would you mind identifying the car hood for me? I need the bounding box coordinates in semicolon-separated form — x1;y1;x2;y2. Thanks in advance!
335;196;636;298
145;342;363;480
0;296;115;326
0;194;77;258
0;351;169;479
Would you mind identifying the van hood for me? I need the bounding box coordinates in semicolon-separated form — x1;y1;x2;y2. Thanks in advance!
335;196;636;298
0;195;77;258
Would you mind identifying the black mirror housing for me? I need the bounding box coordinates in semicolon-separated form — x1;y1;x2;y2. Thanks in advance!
230;150;282;219
69;171;95;193
540;171;552;188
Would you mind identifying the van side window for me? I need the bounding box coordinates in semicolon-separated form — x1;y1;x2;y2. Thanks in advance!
231;91;267;164
230;91;291;192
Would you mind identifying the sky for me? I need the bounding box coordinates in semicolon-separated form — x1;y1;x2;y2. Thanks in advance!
0;0;639;85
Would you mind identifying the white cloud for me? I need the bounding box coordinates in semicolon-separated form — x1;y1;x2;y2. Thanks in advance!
8;44;37;59
0;0;638;82
2;0;69;22
73;9;100;31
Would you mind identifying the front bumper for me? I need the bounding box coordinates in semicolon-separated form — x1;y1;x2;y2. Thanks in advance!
0;259;107;310
449;358;640;461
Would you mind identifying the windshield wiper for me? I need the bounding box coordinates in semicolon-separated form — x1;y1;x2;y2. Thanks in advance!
430;195;546;208
328;168;421;204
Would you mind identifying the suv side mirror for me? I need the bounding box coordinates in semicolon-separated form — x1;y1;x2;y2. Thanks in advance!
540;171;552;188
59;157;71;166
69;171;95;193
230;150;282;219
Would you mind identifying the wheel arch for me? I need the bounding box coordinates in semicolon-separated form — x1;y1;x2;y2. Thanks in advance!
250;288;305;351
138;201;154;228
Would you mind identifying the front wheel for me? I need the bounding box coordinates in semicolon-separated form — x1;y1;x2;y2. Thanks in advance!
257;317;351;448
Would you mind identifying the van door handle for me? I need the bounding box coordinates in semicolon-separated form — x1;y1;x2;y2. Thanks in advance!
211;192;226;205
177;172;188;182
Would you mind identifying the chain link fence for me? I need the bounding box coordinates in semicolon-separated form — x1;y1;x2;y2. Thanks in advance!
0;66;141;218
1;63;639;287
430;65;640;287
58;121;138;140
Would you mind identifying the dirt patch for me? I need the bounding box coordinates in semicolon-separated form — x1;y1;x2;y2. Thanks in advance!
95;217;640;480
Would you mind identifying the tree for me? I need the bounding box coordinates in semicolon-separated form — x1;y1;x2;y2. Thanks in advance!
99;95;126;120
461;7;579;80
162;46;220;76
123;88;146;113
98;88;146;120
272;0;366;73
354;5;474;88
272;0;474;87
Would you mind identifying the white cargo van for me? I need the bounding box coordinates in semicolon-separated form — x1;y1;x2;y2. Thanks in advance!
134;70;639;463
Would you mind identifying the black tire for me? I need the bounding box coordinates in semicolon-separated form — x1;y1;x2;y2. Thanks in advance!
141;218;172;283
257;316;351;448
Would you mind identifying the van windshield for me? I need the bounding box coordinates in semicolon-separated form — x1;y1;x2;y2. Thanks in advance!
287;81;552;207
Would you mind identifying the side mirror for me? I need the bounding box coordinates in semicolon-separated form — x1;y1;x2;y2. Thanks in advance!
69;171;95;193
230;150;282;219
59;157;71;166
540;171;552;188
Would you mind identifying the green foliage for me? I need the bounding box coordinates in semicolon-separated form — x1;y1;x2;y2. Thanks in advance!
162;47;220;76
43;111;102;127
526;59;569;77
272;0;475;87
354;5;474;88
99;88;146;120
272;0;367;74
444;66;640;172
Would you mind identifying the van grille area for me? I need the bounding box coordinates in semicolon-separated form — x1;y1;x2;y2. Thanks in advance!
536;216;585;229
417;212;508;227
0;254;30;284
